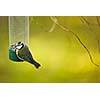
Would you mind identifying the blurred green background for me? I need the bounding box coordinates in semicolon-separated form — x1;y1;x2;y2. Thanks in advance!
0;16;100;82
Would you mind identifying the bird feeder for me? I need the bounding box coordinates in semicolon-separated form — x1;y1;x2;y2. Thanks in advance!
9;16;29;61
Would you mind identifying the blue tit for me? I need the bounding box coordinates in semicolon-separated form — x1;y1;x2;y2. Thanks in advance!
15;41;41;68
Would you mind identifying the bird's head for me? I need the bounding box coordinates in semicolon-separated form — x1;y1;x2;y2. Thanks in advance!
15;41;24;50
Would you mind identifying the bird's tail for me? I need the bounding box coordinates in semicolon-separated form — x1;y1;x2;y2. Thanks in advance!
24;57;41;68
30;59;41;68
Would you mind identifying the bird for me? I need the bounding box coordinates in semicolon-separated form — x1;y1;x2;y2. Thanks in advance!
15;41;41;68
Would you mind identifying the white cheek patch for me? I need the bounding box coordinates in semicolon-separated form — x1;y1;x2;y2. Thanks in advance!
16;45;22;49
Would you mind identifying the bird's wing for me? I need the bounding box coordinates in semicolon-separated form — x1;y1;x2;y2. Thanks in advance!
17;45;40;68
18;45;34;62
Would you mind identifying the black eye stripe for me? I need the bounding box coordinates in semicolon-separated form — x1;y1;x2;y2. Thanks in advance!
18;41;21;44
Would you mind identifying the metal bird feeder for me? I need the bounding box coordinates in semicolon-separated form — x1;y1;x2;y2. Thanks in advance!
9;16;29;61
